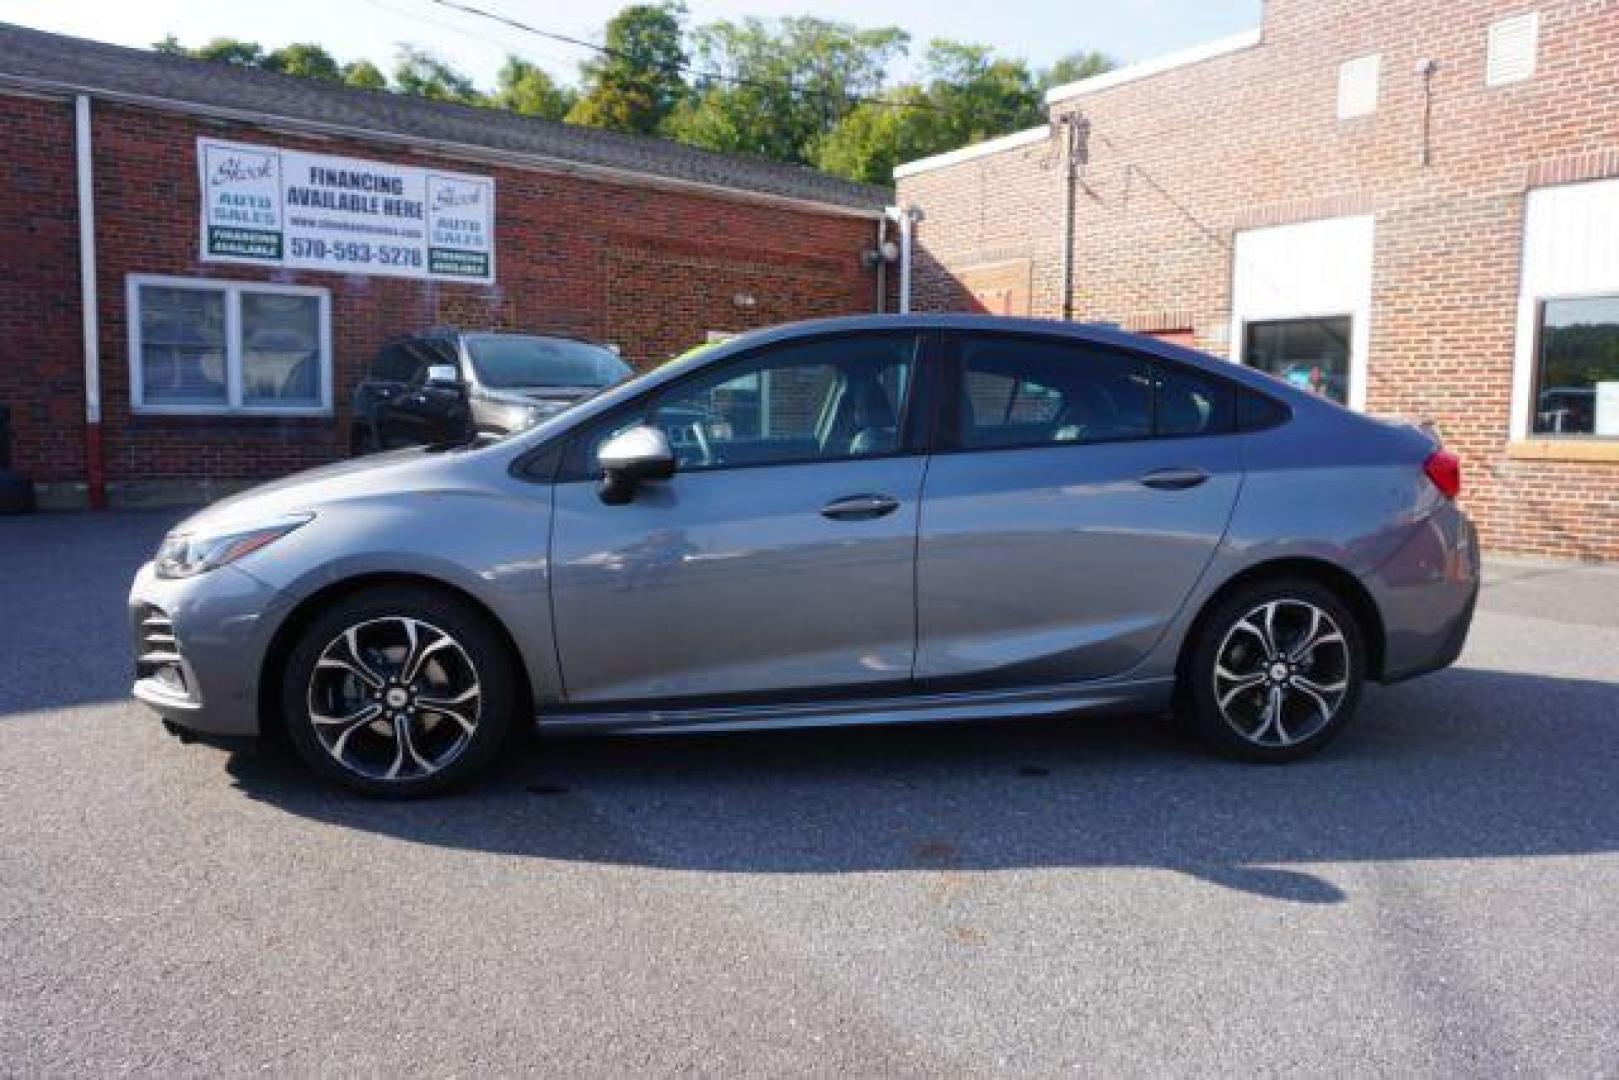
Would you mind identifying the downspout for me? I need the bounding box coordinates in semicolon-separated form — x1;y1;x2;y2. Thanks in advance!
885;204;918;315
1057;112;1083;322
75;94;105;509
875;213;888;314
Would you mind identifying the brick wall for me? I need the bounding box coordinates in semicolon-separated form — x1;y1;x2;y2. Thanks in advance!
0;95;84;484
1;93;880;495
899;0;1619;560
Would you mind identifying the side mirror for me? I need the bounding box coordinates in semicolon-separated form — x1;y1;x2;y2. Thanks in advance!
425;363;461;389
598;425;676;504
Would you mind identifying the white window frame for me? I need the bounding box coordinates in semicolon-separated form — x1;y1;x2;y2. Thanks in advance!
1337;53;1381;120
1510;178;1619;442
1229;215;1376;413
127;274;332;416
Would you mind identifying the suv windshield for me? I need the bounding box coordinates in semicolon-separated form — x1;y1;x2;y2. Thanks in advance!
466;335;632;389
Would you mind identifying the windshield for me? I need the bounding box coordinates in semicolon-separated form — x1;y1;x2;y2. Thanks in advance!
466;335;632;389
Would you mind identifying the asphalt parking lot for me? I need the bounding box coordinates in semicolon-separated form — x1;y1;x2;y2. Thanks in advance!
2;510;1617;1076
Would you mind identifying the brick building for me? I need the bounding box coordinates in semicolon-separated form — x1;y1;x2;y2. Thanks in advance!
0;24;891;508
896;0;1619;560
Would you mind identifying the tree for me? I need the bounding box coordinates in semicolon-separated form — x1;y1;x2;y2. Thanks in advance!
664;17;907;164
392;46;482;105
811;86;932;185
814;39;1054;185
264;43;342;82
1041;50;1114;92
567;2;688;135
157;36;267;67
342;59;389;91
491;56;576;120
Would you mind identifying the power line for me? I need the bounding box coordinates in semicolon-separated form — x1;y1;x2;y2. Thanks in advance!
421;0;944;112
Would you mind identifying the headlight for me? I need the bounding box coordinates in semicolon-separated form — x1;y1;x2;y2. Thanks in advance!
155;513;313;579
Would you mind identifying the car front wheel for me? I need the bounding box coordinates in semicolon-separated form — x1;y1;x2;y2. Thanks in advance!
282;586;520;796
1184;579;1365;762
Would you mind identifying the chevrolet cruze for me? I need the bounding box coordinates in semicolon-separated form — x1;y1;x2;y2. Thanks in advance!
130;316;1479;796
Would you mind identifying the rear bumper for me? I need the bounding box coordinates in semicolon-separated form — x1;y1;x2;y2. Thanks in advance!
128;561;291;736
1369;508;1481;684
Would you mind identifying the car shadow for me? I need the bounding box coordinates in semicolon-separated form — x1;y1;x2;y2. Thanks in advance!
226;664;1619;903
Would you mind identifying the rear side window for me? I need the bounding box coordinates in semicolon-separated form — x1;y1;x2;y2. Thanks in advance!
1237;390;1291;432
1155;365;1234;436
957;337;1153;448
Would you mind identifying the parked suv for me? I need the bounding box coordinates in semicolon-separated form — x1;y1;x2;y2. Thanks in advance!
350;330;632;452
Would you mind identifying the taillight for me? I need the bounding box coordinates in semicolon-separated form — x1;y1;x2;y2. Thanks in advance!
1424;449;1461;499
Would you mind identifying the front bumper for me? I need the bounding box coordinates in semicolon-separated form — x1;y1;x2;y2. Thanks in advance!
128;561;293;736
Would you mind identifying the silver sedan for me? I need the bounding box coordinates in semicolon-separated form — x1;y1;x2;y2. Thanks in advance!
130;315;1479;796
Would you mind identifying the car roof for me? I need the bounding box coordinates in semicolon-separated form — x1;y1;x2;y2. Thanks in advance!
710;314;1295;396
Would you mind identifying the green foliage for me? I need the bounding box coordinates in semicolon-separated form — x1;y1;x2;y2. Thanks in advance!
151;13;1117;187
342;59;389;91
392;46;482;105
264;43;342;82
665;17;907;164
813;39;1104;185
173;36;269;67
1041;50;1114;91
567;2;688;134
491;56;577;120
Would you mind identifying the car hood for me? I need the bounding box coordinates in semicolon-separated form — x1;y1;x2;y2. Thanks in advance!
168;446;479;536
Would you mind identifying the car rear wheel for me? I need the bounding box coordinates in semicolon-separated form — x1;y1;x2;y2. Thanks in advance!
282;586;520;796
1183;579;1365;762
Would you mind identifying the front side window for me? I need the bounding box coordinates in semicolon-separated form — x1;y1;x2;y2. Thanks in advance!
579;334;918;474
1242;317;1352;405
1532;295;1619;437
129;277;330;414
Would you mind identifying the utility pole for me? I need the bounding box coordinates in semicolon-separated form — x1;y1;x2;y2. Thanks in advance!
1056;111;1087;322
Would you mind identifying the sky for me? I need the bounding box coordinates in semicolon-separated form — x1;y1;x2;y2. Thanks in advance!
0;0;1264;88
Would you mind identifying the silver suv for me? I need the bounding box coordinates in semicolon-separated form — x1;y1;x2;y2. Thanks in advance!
131;316;1479;796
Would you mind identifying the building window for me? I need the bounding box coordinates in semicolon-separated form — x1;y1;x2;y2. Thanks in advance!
128;276;331;414
1486;12;1539;87
1531;296;1619;437
1513;178;1619;444
1241;317;1353;406
1337;54;1381;119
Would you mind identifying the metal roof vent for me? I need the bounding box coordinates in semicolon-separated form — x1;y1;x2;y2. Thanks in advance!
1337;54;1382;119
1487;12;1539;87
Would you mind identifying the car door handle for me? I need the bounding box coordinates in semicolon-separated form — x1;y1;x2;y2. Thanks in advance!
1140;468;1209;491
821;493;900;521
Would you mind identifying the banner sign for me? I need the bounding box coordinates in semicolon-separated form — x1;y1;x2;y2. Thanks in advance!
197;138;495;283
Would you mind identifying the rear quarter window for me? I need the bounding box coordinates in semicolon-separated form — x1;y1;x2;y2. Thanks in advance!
1236;390;1292;432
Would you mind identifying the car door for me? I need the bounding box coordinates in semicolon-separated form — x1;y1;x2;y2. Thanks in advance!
916;331;1243;686
355;343;411;446
549;331;931;704
384;338;467;445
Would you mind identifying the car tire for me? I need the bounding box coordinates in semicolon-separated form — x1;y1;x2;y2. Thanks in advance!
1182;578;1365;763
281;586;521;797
